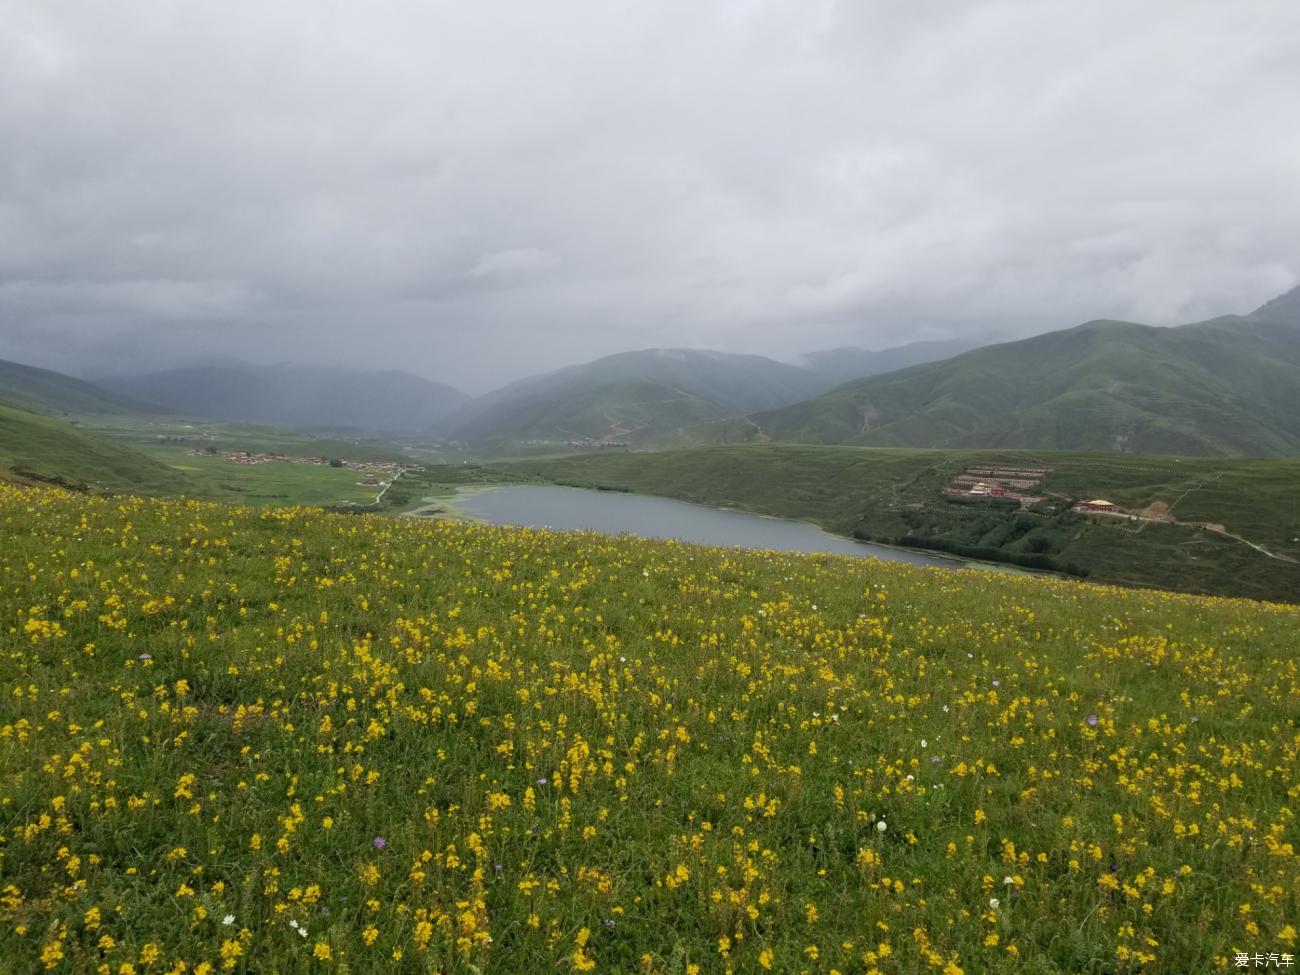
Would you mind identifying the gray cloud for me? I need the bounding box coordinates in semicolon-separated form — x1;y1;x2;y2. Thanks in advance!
1;0;1297;390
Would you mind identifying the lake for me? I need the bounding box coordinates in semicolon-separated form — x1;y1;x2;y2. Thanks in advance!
454;484;963;568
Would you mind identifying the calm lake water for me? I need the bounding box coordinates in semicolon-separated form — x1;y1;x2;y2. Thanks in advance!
455;485;962;568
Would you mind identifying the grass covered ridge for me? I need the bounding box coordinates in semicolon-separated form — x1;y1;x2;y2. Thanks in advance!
2;484;1298;973
0;403;189;497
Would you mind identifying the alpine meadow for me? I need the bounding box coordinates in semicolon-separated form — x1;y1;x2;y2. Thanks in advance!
2;484;1297;975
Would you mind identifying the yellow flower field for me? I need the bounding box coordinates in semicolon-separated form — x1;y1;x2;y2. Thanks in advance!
1;483;1296;973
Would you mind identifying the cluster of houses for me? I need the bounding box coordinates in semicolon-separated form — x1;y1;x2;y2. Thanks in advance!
942;465;1133;518
562;438;630;449
945;466;1050;508
188;450;307;466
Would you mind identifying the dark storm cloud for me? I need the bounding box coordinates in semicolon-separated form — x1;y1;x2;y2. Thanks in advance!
2;0;1297;390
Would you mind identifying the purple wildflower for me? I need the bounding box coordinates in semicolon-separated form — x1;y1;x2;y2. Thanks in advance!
1087;714;1098;726
372;836;386;850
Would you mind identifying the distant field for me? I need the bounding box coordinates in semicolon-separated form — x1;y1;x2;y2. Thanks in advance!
494;445;1300;602
135;446;383;507
82;415;410;464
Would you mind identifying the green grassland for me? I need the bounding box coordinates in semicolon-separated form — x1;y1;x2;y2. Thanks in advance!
1;483;1296;974
135;447;383;508
495;445;1300;602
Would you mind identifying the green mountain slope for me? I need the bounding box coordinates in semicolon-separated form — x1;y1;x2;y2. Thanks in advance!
0;357;151;416
798;338;974;388
1252;282;1300;322
736;291;1300;456
443;348;828;446
99;361;467;434
0;402;188;494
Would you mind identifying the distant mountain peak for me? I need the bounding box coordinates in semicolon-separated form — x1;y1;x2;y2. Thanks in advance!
1251;284;1300;323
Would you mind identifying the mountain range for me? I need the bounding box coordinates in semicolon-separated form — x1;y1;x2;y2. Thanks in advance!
3;285;1299;456
722;289;1300;455
46;337;965;443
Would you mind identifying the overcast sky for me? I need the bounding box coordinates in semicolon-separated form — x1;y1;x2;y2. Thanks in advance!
2;1;1298;391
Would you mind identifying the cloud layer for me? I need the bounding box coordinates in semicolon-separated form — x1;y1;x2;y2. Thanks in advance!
2;0;1298;389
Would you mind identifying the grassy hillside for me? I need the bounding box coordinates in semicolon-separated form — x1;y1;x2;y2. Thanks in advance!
724;311;1300;456
443;349;829;447
499;445;1300;602
1;483;1295;974
0;403;403;507
99;361;467;434
0;356;150;416
0;402;189;495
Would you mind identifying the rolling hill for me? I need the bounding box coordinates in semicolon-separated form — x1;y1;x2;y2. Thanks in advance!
98;360;467;434
440;348;829;446
0;401;188;495
727;287;1300;456
0;357;152;416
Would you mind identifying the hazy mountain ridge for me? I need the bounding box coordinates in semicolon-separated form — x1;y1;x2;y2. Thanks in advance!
798;339;976;388
1;339;973;445
1251;285;1300;323
0;357;154;417
96;362;468;434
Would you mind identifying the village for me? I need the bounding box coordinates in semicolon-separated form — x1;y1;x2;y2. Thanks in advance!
185;449;422;485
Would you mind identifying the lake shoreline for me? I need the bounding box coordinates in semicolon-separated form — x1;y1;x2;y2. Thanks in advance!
407;482;1039;574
